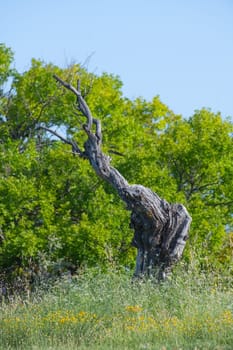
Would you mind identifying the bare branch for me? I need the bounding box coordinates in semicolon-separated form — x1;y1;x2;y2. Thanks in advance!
93;118;102;141
39;126;83;156
53;74;93;131
108;149;125;157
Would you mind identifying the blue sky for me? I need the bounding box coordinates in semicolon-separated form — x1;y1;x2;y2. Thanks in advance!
1;0;233;118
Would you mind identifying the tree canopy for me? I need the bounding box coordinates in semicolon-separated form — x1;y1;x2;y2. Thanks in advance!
0;44;232;278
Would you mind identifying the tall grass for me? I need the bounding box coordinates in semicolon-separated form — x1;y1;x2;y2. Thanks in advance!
0;265;232;350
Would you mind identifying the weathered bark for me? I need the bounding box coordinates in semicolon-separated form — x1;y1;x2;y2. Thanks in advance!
42;75;192;280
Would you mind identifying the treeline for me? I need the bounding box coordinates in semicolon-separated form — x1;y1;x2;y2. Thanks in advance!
0;44;232;282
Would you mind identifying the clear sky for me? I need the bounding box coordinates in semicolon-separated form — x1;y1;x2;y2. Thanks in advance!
1;0;233;119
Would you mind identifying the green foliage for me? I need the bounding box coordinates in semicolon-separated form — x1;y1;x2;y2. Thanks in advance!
157;110;233;266
0;44;232;278
0;44;14;87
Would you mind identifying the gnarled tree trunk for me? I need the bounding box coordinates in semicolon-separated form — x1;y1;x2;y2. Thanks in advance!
42;75;192;280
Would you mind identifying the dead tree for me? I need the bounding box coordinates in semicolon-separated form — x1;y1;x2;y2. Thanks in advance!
42;75;192;280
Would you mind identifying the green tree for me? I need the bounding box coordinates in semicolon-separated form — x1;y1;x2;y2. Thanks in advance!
0;44;232;280
157;109;233;268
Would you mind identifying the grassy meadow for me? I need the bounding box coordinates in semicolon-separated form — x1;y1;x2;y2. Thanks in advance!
0;266;232;350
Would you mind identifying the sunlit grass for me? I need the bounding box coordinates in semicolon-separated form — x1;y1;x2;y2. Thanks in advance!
0;266;232;349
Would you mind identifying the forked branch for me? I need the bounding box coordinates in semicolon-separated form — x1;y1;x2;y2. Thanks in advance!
53;74;93;132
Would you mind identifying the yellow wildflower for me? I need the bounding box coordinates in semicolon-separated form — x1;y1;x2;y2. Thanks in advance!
125;305;143;313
